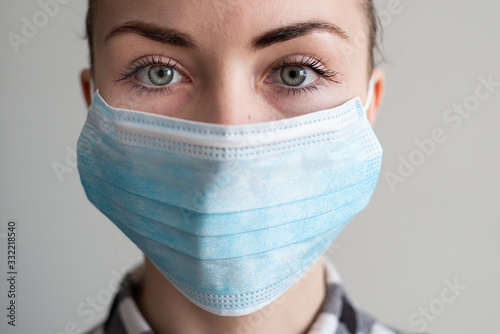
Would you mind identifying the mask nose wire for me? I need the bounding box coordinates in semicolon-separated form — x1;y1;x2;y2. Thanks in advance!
363;77;375;111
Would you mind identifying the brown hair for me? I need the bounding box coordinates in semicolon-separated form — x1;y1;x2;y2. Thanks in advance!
359;0;381;74
85;0;380;74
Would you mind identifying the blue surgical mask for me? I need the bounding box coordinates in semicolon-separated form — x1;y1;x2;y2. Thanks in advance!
77;80;382;316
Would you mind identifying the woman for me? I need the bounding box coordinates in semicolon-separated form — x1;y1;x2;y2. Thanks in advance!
78;0;406;333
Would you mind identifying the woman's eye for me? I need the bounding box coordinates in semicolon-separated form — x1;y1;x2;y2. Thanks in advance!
272;65;319;87
136;65;184;86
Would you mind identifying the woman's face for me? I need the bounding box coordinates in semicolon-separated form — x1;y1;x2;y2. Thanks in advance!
86;0;381;124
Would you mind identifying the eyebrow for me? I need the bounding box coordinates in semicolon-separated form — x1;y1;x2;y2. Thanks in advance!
105;21;196;48
252;21;350;50
104;20;349;50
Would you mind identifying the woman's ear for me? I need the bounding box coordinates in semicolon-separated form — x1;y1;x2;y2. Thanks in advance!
366;67;386;127
80;68;93;108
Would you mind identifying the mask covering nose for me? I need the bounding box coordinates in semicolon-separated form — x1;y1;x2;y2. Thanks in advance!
77;78;382;316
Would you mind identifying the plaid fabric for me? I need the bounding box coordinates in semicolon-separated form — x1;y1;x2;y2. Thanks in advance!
86;259;409;334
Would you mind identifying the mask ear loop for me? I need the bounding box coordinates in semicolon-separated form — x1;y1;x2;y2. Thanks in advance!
90;77;96;101
363;77;375;111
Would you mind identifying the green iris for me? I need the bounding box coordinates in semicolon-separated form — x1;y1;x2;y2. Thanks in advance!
148;66;174;86
281;66;307;86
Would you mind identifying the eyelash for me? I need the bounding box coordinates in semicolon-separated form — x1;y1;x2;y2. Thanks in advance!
116;54;182;95
270;55;340;96
116;54;340;96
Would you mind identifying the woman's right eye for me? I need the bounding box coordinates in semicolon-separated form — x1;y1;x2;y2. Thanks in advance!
272;65;319;87
136;65;185;87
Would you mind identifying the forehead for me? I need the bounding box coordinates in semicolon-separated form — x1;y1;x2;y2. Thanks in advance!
93;0;367;52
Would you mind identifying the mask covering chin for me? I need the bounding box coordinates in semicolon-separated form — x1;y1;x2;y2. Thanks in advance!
76;78;382;316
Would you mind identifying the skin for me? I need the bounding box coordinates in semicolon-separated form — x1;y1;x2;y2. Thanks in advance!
80;0;385;333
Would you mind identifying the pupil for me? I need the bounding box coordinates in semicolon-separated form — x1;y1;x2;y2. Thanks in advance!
281;66;306;86
148;66;174;86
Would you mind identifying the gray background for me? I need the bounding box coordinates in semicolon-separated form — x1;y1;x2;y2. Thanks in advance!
0;1;498;333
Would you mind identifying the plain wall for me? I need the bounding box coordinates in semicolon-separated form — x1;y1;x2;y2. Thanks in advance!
0;1;498;333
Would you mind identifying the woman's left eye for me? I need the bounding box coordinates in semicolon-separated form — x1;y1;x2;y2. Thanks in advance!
271;65;319;87
136;65;184;86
